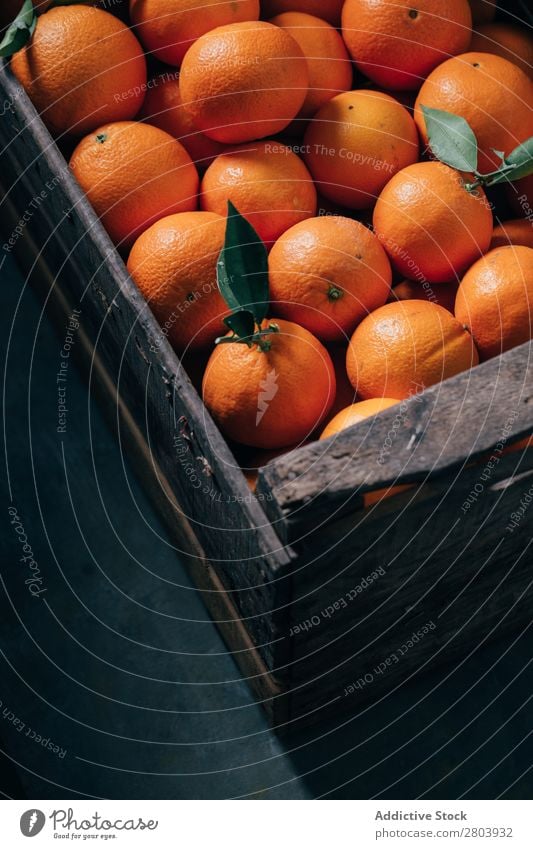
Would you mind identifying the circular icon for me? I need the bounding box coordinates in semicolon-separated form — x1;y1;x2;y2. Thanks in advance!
20;810;46;837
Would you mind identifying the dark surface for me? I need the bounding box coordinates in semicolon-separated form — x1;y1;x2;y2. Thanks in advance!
0;244;305;799
1;231;533;800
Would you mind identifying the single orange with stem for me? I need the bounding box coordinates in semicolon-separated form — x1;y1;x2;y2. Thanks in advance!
304;89;419;210
268;215;392;342
204;318;336;448
202;202;335;448
373;161;493;284
70;121;198;249
415;52;533;175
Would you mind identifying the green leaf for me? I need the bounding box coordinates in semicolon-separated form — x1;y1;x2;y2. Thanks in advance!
421;105;478;173
216;201;269;326
0;0;36;58
223;309;256;344
487;137;533;186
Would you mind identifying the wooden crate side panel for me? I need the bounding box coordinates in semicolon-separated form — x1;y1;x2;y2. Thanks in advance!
289;549;533;726
257;346;533;537
285;461;533;724
0;65;294;671
290;454;533;611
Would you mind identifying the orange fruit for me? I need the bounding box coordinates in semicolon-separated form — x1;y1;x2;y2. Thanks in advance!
469;23;533;79
320;397;400;440
260;0;344;27
139;73;225;170
179;21;308;144
11;6;146;136
70;122;198;249
415;52;533;175
129;0;260;67
200;141;317;246
341;0;472;91
303;90;419;210
391;279;459;314
347;300;479;400
455;246;533;360
373;162;494;284
202;319;336;448
468;0;496;25
127;212;228;350
268;216;392;342
268;12;352;124
490;220;533;251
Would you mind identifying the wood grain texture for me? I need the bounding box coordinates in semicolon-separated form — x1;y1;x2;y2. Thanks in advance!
265;452;533;726
256;349;533;536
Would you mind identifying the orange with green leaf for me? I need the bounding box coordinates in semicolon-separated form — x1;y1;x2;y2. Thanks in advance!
415;52;533;174
7;3;146;135
202;203;336;449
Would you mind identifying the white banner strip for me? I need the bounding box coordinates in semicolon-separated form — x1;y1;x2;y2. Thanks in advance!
1;800;532;848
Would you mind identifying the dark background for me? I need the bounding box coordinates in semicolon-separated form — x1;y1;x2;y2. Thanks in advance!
1;0;533;801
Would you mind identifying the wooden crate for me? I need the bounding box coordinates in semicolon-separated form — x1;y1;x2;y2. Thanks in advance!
1;54;532;732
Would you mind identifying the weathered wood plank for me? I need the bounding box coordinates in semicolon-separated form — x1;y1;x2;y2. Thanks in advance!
290;453;533;609
257;347;533;536
288;549;533;727
284;457;533;727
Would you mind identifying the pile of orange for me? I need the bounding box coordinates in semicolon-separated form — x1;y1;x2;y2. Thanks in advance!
9;0;533;499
